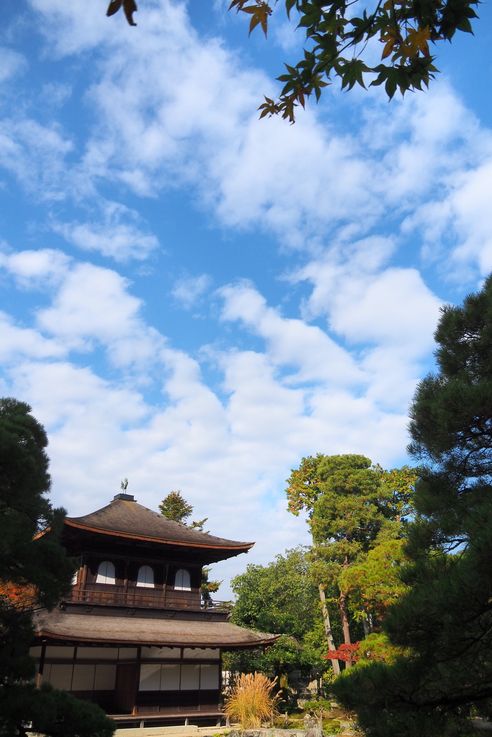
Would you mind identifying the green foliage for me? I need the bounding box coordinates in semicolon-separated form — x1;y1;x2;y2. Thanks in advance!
409;277;492;481
29;684;115;737
159;491;220;598
231;547;319;639
287;454;415;643
236;0;477;120
201;566;222;605
0;398;74;606
0;398;114;737
339;522;409;623
286;455;414;528
286;454;324;516
354;632;408;665
224;634;312;679
333;276;492;735
159;490;193;524
0;606;36;713
108;0;479;120
334;658;477;737
228;547;330;678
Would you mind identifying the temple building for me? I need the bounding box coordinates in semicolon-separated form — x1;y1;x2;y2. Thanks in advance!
30;493;276;726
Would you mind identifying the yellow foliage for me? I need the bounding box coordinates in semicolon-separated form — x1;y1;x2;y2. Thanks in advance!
402;26;431;57
225;672;279;728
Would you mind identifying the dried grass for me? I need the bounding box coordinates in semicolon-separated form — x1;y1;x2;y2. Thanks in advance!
225;672;279;728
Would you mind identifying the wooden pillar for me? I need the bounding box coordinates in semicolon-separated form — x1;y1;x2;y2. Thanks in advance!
79;557;88;602
218;648;223;711
163;563;169;606
35;641;46;688
123;560;129;607
132;645;142;715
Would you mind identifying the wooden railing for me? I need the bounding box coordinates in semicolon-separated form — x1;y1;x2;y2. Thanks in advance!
68;585;231;612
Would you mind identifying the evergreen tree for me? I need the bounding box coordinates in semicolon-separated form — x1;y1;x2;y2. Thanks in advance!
334;276;492;736
159;490;219;601
0;398;114;737
158;490;193;524
286;455;414;667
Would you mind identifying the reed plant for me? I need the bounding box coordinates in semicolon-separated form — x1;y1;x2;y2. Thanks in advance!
225;672;279;728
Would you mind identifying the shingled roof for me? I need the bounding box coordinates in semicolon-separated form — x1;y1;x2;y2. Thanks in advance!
34;609;278;649
64;495;253;555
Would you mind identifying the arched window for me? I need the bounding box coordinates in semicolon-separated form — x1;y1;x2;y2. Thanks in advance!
136;565;154;588
96;560;116;585
174;569;191;591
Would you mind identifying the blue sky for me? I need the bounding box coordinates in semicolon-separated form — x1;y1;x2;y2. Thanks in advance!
1;0;491;595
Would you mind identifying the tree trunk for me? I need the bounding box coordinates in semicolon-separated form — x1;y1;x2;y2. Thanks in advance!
318;583;340;676
338;590;352;668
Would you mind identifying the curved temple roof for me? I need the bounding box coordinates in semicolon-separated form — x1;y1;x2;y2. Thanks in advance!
34;609;278;649
65;496;253;553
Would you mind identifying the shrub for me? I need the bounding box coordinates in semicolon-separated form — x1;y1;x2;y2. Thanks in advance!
225;672;279;728
30;684;115;737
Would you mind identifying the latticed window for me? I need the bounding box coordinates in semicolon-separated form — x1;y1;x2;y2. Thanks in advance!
95;560;116;584
136;565;154;588
174;569;191;591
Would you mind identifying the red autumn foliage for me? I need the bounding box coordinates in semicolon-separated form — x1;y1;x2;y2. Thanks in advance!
324;642;360;663
0;581;38;611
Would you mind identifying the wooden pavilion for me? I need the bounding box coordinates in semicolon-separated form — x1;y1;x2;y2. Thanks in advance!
31;492;276;726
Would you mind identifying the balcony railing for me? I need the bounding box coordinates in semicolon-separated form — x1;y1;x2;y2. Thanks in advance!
68;584;231;612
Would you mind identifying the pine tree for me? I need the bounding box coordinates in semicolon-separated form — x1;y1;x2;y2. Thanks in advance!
334;276;492;736
286;455;414;671
159;490;219;601
0;398;114;737
158;490;193;524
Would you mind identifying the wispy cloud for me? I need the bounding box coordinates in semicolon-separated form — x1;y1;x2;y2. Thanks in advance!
172;274;212;310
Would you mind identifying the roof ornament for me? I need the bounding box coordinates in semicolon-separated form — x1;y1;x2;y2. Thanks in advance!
113;477;135;502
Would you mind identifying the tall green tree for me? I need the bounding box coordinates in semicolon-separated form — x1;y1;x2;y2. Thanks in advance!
0;398;73;599
227;547;330;681
286;455;414;663
0;398;114;737
334;276;492;736
107;0;478;121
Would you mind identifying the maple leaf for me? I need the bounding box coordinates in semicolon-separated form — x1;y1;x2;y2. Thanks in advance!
402;26;431;57
381;30;399;59
106;0;138;26
240;2;272;36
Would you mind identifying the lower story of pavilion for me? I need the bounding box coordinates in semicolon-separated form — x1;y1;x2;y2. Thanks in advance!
31;608;277;719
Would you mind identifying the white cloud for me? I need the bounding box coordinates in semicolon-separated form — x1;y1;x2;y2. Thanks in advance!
219;281;363;385
3;0;489;597
0;312;65;362
0;247;421;593
36;261;166;372
0;118;72;198
18;0;492;284
172;274;212;310
404;157;492;280
0;248;71;288
298;238;441;352
0;47;27;84
28;0;116;55
53;202;160;261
